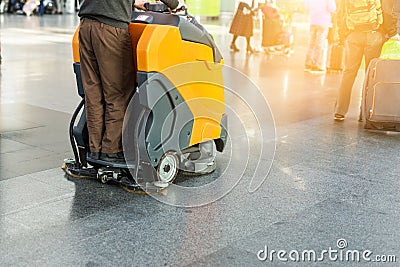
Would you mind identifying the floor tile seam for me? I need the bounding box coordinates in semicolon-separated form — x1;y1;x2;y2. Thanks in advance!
62;225;123;247
2;191;75;216
347;174;400;186
0;171;42;184
0;143;61;156
16;115;48;125
1;102;73;115
26;167;68;177
0;140;36;153
0;152;56;166
275;164;382;188
2;27;74;37
0;143;40;155
0;173;24;181
55;205;125;229
276;138;361;153
0;114;45;126
351;204;400;218
285;190;388;219
1;192;75;217
328;137;399;154
39;147;70;154
1;166;97;193
70;202;174;228
295;162;400;184
1;212;34;228
29;170;76;191
0;122;47;135
273;154;331;173
275;147;396;172
0;125;47;136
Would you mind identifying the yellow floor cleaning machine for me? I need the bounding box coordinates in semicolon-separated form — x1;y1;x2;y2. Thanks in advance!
63;3;227;191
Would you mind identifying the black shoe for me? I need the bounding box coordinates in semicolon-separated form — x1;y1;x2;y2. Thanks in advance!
100;152;125;163
88;152;100;160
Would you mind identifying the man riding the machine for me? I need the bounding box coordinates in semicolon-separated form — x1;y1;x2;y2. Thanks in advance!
78;0;185;163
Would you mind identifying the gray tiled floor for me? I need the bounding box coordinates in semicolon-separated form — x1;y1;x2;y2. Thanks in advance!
1;12;399;266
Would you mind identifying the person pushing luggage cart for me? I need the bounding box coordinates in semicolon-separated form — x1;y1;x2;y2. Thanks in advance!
261;1;294;56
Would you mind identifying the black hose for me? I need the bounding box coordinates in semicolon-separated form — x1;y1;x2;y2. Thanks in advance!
69;99;85;168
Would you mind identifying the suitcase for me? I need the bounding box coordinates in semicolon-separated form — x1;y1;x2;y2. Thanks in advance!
262;17;282;47
275;32;293;47
362;58;400;131
22;0;37;16
327;44;345;72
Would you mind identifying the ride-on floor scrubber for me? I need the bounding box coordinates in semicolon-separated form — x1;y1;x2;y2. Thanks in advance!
62;3;227;192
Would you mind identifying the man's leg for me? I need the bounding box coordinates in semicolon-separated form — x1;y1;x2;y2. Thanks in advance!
335;32;365;117
312;26;329;70
357;31;384;120
55;0;62;13
38;0;44;15
364;31;384;69
79;19;105;154
305;25;317;68
94;23;135;154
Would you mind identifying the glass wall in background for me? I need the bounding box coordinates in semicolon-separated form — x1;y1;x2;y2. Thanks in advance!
188;0;305;16
185;0;221;17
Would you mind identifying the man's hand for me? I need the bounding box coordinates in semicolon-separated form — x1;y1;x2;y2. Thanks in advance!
173;0;187;11
134;0;148;11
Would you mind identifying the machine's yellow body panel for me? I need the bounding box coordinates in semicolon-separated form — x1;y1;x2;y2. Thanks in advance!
129;23;225;147
72;27;80;63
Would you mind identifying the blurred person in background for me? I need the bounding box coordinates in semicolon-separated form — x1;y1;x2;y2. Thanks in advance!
304;0;336;73
7;0;15;13
38;0;45;15
229;0;257;54
55;0;64;14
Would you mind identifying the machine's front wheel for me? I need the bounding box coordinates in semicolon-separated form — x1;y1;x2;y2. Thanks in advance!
99;174;108;184
157;152;179;184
